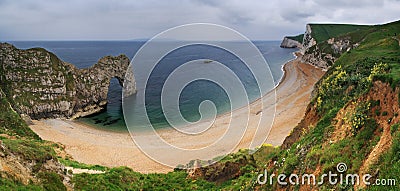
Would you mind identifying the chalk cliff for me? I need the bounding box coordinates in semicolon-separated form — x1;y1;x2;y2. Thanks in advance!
0;43;136;120
279;37;302;48
282;24;364;70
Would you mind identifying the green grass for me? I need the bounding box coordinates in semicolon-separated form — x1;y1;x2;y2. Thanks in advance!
1;138;57;172
313;20;400;111
73;167;217;191
391;123;400;135
0;177;43;191
58;158;108;171
286;34;304;43
309;23;370;43
367;131;400;191
0;89;40;139
0;135;68;190
0;86;68;190
72;146;281;190
254;20;400;190
37;172;67;191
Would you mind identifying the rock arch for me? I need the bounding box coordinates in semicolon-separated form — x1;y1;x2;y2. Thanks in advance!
0;43;136;119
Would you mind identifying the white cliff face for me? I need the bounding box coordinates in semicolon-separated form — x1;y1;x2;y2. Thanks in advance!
280;24;354;70
280;37;302;48
301;24;316;54
299;24;344;70
329;38;353;54
300;28;359;70
300;50;330;70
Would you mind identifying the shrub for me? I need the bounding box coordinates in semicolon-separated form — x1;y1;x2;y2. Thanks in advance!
346;102;371;134
38;172;67;191
2;139;56;172
391;123;399;135
58;158;108;171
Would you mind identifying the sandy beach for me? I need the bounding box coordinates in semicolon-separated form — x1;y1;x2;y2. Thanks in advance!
30;56;324;173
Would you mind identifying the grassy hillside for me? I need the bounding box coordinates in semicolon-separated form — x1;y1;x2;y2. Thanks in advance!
275;20;400;190
0;86;40;139
309;23;370;43
287;34;304;43
0;88;68;190
315;21;400;112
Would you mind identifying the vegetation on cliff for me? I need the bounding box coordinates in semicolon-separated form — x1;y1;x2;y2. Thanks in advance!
0;88;69;190
280;34;304;48
308;24;370;43
286;34;304;43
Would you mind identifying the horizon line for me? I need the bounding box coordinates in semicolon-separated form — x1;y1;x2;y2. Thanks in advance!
1;39;284;42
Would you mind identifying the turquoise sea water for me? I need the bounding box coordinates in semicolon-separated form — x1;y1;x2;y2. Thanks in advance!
10;41;295;132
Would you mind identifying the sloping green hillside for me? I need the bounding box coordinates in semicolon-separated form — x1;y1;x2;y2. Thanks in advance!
0;88;68;190
309;23;370;43
274;20;400;190
0;88;39;139
287;34;304;43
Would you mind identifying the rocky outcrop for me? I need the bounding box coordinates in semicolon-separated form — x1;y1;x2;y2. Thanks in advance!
0;43;136;119
282;24;363;70
300;24;316;54
300;46;332;69
301;36;360;70
0;137;72;189
280;37;302;48
298;24;333;69
281;104;319;149
187;155;255;183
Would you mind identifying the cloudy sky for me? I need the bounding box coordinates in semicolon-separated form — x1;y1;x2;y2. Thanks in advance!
1;0;399;41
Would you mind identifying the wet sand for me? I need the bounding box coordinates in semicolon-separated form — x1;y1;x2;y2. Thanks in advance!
30;56;324;173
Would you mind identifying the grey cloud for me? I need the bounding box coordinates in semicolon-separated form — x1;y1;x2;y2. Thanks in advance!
312;0;384;8
0;0;399;40
281;11;315;22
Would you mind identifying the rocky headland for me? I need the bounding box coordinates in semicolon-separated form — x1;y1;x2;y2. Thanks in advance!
281;24;367;70
279;37;302;48
0;43;136;120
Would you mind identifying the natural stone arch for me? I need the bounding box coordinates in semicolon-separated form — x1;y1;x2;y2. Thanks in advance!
0;43;136;119
72;55;137;119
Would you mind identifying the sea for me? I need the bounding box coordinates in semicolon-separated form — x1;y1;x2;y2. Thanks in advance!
9;41;295;132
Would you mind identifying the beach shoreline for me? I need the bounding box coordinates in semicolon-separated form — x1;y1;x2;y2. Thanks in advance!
29;54;325;173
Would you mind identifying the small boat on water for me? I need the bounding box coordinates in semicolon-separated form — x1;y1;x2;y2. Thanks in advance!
203;60;213;64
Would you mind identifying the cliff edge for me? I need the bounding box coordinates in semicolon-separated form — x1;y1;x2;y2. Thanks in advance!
280;36;302;48
281;23;370;69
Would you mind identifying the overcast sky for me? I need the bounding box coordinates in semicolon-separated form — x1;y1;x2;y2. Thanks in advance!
1;0;399;41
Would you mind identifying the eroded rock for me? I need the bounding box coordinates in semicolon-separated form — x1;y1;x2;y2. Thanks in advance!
0;43;136;119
